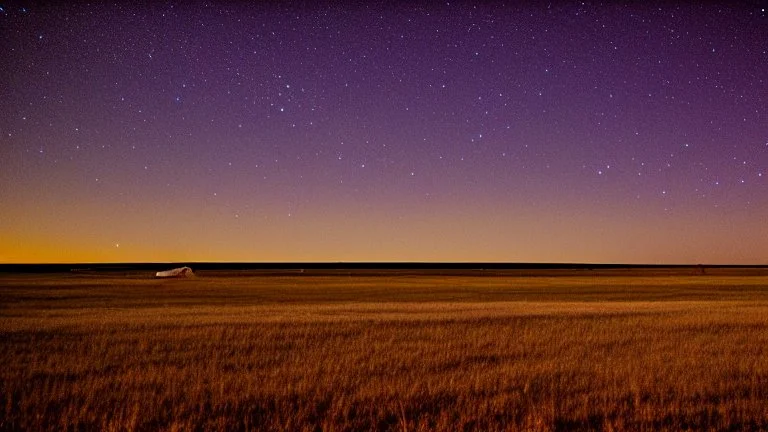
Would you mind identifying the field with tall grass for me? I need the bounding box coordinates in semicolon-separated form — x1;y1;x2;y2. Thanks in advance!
2;269;768;431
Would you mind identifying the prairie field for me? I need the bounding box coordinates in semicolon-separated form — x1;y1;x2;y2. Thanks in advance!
2;269;768;431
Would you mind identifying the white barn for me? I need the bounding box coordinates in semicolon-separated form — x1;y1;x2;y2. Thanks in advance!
155;266;194;278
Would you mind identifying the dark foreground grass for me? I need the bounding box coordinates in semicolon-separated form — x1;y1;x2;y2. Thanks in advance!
2;271;768;431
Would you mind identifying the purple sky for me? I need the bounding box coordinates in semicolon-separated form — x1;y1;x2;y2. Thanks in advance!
2;2;767;263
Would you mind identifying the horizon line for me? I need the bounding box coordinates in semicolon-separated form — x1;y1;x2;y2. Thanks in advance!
2;261;767;268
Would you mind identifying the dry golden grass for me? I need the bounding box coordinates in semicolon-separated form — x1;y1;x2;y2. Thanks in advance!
2;271;768;431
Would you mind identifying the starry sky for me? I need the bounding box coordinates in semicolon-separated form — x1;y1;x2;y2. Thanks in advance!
1;1;767;264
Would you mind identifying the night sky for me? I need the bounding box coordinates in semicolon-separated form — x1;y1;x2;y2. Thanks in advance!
2;2;767;264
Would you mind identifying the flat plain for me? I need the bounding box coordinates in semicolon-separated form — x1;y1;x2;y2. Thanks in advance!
2;268;768;431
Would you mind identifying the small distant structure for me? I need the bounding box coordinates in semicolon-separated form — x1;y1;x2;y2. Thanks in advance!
155;266;194;278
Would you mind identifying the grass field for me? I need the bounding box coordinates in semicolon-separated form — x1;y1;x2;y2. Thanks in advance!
2;270;768;431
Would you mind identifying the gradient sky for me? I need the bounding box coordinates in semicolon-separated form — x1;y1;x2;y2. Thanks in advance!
1;2;767;264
